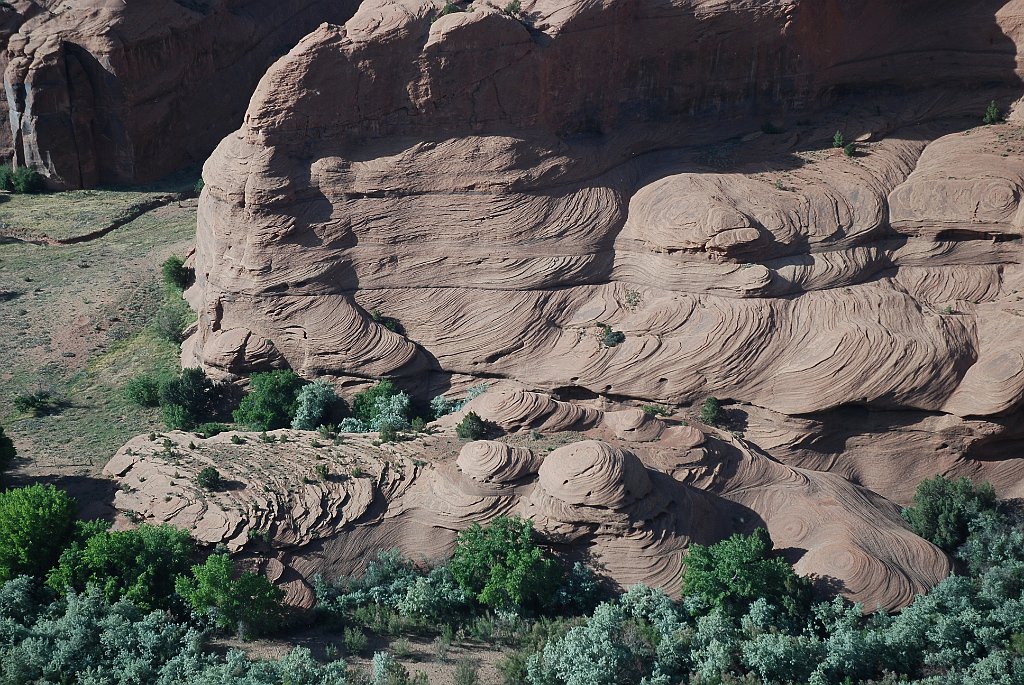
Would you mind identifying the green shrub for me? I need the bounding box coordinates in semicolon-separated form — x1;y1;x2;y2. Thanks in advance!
0;164;46;193
175;553;284;638
984;100;1002;125
843;142;856;157
456;411;488;440
124;374;161;407
699;396;723;426
599;324;625;347
161;255;192;291
13;390;58;416
195;422;228;438
291;379;338;430
682;528;811;618
158;367;216;430
503;0;521;16
449;516;562;612
832;130;844;148
0;425;16;480
455;659;479;685
197;467;222;490
902;475;997;552
343;625;369;656
46;523;193;611
0;484;77;582
371;308;405;335
153;297;191;343
353;379;413;431
378;422;399;443
233;369;307;431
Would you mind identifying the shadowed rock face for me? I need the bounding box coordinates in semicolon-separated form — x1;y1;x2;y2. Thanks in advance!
1;0;360;188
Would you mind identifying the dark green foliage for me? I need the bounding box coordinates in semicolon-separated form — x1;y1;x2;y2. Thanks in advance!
456;411;489;440
984;100;1003;125
13;390;58;416
503;0;521;16
123;374;161;407
449;516;562;612
153;297;191;343
902;475;997;552
46;523;193;611
195;421;228;438
832;130;844;148
158;367;216;430
371;308;405;335
343;625;369;655
353;378;399;422
378;422;398;443
197;466;222;490
843;142;856;157
0;165;45;193
175;553;285;637
760;122;785;135
161;255;192;291
194;177;205;193
699;396;723;426
599;324;626;347
0;484;76;582
438;0;464;16
682;528;811;617
233;369;307;431
0;425;15;480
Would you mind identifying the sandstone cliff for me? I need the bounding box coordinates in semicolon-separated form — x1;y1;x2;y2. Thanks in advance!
151;0;1024;604
2;0;359;188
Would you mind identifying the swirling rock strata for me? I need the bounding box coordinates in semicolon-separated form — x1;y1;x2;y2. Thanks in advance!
105;391;952;610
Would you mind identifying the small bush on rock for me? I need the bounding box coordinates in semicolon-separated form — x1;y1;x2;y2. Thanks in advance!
197;466;222;490
699;396;723;426
456;411;488;440
984;100;1003;125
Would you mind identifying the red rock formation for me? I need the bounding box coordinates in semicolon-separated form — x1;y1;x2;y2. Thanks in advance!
1;0;359;188
156;0;1024;605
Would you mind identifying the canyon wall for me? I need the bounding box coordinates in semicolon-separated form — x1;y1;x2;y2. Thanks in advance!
154;0;1024;601
2;0;360;188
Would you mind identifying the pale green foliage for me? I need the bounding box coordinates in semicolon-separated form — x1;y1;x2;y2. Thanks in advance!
292;380;337;430
430;395;452;419
339;417;369;433
397;566;469;622
0;578;348;684
371;391;411;431
430;383;489;419
528;603;646;685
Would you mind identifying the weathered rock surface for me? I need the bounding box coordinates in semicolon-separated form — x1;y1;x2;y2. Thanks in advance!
2;0;358;188
154;0;1024;607
105;390;949;611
